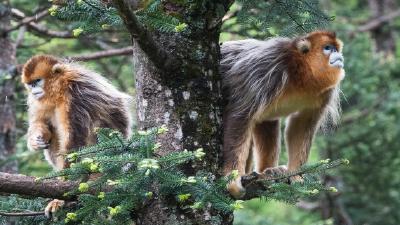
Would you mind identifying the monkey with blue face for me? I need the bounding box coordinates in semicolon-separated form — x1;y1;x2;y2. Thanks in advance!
220;31;345;198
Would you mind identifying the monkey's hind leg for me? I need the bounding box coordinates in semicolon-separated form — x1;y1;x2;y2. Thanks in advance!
252;120;281;174
222;113;252;198
285;109;322;182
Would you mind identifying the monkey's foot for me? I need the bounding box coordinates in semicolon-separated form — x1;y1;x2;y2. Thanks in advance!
227;177;245;199
44;199;65;218
263;165;288;177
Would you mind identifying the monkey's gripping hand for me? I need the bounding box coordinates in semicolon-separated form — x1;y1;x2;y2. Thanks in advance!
27;128;51;151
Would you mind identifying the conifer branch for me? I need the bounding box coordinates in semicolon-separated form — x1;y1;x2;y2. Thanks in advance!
0;158;344;201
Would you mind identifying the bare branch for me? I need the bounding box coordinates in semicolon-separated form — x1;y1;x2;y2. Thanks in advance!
11;8;74;38
68;47;133;61
112;0;178;71
6;9;49;33
0;172;77;200
357;8;400;32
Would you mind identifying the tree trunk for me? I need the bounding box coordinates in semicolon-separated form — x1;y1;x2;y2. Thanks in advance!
127;1;233;224
368;0;397;55
0;0;17;173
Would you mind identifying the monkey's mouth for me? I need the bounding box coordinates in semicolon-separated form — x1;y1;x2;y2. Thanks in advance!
330;58;344;68
329;53;344;69
32;91;44;99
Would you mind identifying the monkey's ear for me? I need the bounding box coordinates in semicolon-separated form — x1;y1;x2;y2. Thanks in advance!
296;39;311;54
52;63;65;74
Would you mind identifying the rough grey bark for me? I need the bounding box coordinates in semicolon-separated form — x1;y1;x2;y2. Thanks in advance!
367;0;397;55
115;1;234;224
0;1;17;173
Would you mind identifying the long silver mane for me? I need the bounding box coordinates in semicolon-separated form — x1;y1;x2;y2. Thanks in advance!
220;38;292;117
220;37;341;128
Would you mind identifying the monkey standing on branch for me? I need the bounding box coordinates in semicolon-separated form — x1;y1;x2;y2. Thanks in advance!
21;55;132;216
220;31;345;198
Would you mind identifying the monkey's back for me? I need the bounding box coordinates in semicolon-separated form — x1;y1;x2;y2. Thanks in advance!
220;38;292;116
66;66;132;150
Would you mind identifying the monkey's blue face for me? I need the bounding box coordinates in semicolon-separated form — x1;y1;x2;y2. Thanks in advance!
26;78;45;100
323;44;344;69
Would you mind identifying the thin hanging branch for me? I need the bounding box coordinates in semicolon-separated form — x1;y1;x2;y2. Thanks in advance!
68;47;133;61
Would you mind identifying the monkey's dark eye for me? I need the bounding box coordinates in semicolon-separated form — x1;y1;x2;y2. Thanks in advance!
323;45;337;55
28;79;42;87
324;45;332;51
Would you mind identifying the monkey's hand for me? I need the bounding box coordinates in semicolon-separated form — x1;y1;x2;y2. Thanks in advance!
44;199;65;218
27;131;50;151
227;177;246;199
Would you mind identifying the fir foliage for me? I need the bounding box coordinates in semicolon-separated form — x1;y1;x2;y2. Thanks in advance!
49;0;185;35
49;0;330;37
1;127;346;225
226;0;333;38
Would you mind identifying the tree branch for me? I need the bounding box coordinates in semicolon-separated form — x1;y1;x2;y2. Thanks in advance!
11;8;74;38
6;8;49;33
68;47;133;61
0;172;77;200
111;0;178;71
357;8;400;32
